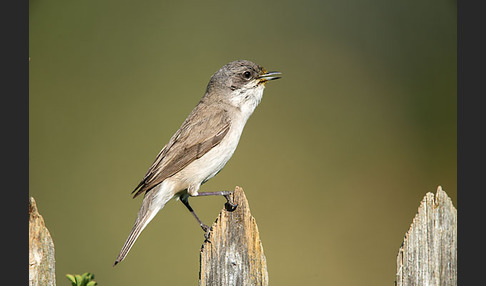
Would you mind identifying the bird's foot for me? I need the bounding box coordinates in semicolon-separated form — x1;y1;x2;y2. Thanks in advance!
223;192;238;211
202;224;212;242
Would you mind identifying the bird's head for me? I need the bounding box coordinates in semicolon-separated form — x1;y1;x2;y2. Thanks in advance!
206;60;281;115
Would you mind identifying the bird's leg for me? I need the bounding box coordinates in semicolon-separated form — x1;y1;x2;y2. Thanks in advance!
180;196;211;240
193;190;238;210
180;190;238;241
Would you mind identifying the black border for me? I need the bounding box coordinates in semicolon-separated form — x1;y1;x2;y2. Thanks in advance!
458;0;482;284
5;0;29;284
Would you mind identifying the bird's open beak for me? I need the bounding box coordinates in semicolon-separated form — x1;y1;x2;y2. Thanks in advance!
258;71;282;83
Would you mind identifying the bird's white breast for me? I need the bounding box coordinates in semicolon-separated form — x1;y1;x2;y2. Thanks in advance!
169;117;243;195
169;84;265;196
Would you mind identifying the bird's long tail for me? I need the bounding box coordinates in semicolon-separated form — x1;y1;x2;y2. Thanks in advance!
113;188;172;266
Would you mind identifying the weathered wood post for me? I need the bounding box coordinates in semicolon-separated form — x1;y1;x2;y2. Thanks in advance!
395;186;457;286
199;186;268;286
29;197;56;286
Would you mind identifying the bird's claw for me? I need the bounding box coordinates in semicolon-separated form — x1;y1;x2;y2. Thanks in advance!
223;193;238;211
203;225;212;243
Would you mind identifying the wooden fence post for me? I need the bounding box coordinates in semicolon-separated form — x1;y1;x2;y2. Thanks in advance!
29;197;56;286
395;186;457;286
199;186;268;286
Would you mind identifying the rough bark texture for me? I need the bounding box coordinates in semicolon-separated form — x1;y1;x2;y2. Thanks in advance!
199;186;268;286
29;197;56;286
396;186;457;286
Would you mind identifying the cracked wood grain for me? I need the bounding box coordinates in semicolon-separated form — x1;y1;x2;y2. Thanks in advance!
199;186;268;286
396;186;457;286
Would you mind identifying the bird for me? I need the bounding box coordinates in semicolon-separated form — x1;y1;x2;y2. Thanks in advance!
113;60;281;266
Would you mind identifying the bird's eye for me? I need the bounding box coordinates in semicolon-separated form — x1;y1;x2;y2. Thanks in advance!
243;71;252;80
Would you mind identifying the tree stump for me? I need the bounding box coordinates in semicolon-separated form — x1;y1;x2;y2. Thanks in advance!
29;197;56;286
199;186;268;286
395;186;457;286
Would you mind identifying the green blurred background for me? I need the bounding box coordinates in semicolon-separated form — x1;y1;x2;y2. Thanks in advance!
29;0;456;285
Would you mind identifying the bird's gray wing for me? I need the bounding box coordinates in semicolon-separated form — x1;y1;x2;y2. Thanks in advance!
131;105;231;198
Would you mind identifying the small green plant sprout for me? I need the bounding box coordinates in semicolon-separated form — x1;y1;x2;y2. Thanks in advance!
66;272;98;286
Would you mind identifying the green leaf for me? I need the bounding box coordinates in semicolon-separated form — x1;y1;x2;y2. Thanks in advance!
65;274;76;285
65;272;97;286
75;274;84;286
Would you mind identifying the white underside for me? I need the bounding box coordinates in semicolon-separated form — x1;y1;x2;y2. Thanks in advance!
158;84;265;200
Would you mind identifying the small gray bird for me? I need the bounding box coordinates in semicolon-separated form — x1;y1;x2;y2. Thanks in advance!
113;60;281;265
